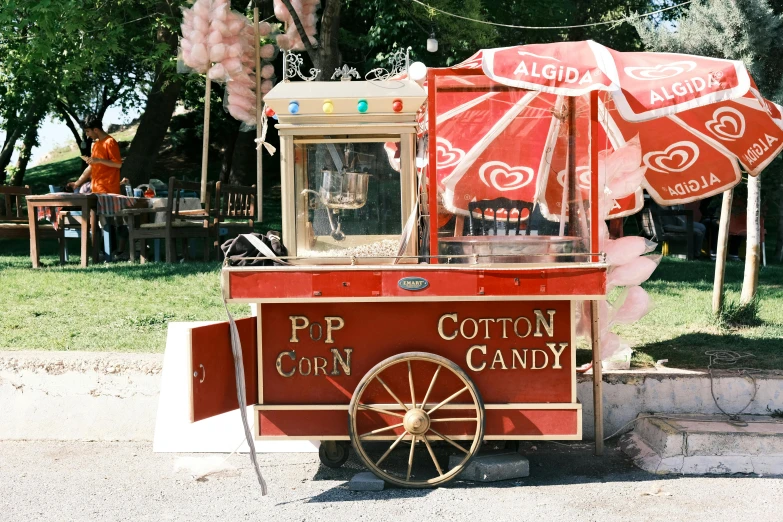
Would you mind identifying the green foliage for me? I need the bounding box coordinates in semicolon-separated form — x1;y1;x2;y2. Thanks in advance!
634;0;783;100
714;295;762;329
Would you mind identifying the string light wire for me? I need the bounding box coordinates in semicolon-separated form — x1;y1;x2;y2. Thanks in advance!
407;0;693;30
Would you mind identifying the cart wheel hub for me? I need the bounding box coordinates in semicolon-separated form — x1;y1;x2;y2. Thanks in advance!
403;408;430;435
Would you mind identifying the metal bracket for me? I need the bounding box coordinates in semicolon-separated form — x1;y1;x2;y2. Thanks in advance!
365;47;411;82
331;64;360;81
283;50;320;82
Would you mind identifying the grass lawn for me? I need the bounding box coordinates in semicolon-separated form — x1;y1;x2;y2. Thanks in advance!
1;238;781;369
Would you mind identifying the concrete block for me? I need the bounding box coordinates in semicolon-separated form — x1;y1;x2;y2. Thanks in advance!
621;413;783;475
448;452;529;482
349;472;385;491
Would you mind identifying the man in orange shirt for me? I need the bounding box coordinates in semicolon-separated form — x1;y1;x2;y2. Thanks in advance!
73;116;123;193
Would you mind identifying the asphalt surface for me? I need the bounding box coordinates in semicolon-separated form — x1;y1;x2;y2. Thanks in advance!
1;440;780;522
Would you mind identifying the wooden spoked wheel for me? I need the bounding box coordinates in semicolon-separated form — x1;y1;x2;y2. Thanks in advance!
348;352;485;488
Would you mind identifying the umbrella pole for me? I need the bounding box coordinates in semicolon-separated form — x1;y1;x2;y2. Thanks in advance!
566;97;579;236
254;5;263;222
712;188;734;313
200;78;211;205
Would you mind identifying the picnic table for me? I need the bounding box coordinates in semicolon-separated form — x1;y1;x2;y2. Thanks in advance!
28;193;146;268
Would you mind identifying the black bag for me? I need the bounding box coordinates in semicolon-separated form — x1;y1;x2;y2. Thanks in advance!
221;232;288;266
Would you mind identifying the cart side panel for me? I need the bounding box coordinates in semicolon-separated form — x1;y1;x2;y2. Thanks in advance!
255;405;581;439
190;318;257;422
260;300;573;405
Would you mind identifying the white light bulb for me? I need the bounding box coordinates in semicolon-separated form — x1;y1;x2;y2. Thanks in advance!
427;36;438;53
409;61;427;83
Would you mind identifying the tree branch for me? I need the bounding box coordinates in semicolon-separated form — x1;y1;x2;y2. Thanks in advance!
56;100;83;148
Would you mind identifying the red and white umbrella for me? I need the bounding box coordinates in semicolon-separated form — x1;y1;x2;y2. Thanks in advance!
430;40;783;215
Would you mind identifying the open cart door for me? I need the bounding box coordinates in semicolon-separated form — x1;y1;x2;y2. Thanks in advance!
189;317;258;422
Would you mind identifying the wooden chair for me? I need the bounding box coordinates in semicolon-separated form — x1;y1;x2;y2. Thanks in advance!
125;177;215;263
0;186;59;241
213;182;256;254
639;200;694;260
467;197;535;236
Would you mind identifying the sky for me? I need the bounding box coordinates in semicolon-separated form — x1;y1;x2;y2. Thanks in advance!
1;104;141;168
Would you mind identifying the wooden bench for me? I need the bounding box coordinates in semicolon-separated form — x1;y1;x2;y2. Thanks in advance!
0;186;59;241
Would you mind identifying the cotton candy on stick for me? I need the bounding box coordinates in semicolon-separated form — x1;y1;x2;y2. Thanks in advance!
612;286;653;325
607;255;661;288
603;236;656;267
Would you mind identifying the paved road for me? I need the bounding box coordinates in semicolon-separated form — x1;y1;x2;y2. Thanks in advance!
1;440;780;522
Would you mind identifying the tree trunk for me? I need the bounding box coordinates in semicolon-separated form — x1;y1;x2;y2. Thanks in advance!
0;125;24;184
121;20;182;186
316;0;342;77
740;175;761;305
220;120;242;184
229;130;257;186
776;176;783;262
10;117;42;186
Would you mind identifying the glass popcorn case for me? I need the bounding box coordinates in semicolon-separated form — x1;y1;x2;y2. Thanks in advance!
263;79;426;263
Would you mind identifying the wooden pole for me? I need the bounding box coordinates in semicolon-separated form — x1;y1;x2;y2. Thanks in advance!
254;6;263;222
590;299;604;456
712;189;734;314
567;96;579;237
740;175;761;305
200;79;211;205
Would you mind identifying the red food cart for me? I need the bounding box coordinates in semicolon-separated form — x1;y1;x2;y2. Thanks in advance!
188;59;606;488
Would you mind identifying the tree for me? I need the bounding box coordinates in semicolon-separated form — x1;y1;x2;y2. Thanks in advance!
635;0;783;308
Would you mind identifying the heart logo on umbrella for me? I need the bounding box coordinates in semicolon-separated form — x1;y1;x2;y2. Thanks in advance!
479;161;535;191
624;60;697;81
705;107;745;141
436;137;466;167
557;166;592;190
643;141;700;173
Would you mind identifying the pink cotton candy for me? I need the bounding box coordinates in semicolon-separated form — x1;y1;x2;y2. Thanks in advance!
228;104;256;125
212;4;228;21
604;236;655;267
227;42;243;58
193;14;209;33
212;20;230;37
222;57;243;74
260;64;275;79
231;72;255;87
600;332;622;360
193;1;210;18
208;31;223;45
229;94;255;112
227;82;255;98
191;43;209;65
607;255;660;288
209;43;227;63
613;286;652;324
258;21;272;36
261;80;274;94
189;31;205;44
260;44;276;59
274;1;292;21
607;166;646;200
181;38;193;51
228;19;245;36
182;9;194;23
208;63;227;80
276;34;291;50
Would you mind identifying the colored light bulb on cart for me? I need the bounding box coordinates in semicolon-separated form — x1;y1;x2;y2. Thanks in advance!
392;99;403;112
323;100;334;114
357;99;368;113
288;100;299;114
264;106;275;118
